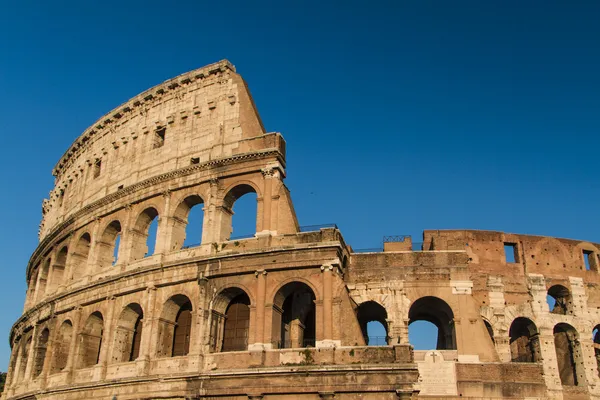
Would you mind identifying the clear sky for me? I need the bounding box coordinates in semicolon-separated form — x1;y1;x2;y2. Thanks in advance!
1;1;599;370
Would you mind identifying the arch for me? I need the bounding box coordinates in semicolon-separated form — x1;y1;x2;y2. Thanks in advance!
97;220;122;268
51;320;73;373
222;183;259;240
157;295;193;357
70;233;91;281
356;301;388;346
408;296;456;350
16;335;32;383
78;311;104;368
509;317;540;362
48;247;68;294
130;207;160;260
271;281;316;349
36;259;51;300
171;195;205;250
547;284;573;315
554;323;585;386
112;303;144;363
209;287;252;352
32;328;50;378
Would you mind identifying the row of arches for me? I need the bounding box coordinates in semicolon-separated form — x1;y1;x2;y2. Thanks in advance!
507;317;588;386
9;281;317;387
27;185;259;305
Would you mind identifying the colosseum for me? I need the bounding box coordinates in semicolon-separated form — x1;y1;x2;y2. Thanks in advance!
3;59;600;400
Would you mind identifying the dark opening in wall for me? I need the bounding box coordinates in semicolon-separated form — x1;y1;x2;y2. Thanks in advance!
154;127;166;148
583;250;597;271
93;159;102;179
504;243;518;263
547;285;573;315
190;157;200;165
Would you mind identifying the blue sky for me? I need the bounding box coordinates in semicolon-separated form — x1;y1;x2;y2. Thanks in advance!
1;1;599;369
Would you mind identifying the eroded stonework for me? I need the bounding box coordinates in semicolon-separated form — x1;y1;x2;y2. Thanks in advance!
3;60;600;400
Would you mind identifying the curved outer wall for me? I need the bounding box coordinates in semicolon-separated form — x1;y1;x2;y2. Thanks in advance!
4;60;600;400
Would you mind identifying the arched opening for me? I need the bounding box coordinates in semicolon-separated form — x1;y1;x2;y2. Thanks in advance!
509;317;540;362
36;259;50;300
408;296;456;350
484;319;495;345
51;320;73;373
48;247;67;294
210;288;251;352
70;233;91;281
547;285;573;315
27;267;39;305
157;295;192;357
172;195;205;250
272;282;316;349
223;184;258;241
32;328;50;378
131;208;159;260
78;311;104;368
97;221;122;268
356;301;388;346
593;325;600;377
554;323;585;386
112;303;144;363
8;343;21;385
17;336;32;383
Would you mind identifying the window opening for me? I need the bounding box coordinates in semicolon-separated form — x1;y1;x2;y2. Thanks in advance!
172;302;192;357
190;157;200;165
113;234;121;266
93;159;102;179
504;243;518;263
271;282;316;349
554;323;585;386
583;250;597;271
153;127;166;148
221;293;251;352
509;317;540;362
408;296;456;350
356;301;388;346
547;285;572;315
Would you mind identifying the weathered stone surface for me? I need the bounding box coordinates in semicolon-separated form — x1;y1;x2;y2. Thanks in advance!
4;61;600;400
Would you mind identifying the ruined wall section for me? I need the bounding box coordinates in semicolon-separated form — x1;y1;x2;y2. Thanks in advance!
41;60;267;240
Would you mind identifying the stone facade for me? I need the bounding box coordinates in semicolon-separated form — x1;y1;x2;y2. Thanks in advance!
3;60;600;399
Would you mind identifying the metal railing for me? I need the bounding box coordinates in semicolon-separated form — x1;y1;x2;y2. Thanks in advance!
383;235;411;243
299;223;338;232
271;338;316;349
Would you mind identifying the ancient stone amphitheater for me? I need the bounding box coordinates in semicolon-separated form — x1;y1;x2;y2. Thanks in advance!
3;60;600;400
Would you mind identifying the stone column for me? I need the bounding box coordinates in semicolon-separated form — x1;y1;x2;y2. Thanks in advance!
22;325;40;383
154;191;171;255
99;297;117;379
249;270;268;350
39;319;59;388
316;263;339;348
259;167;274;235
136;286;157;375
65;307;83;383
538;330;563;393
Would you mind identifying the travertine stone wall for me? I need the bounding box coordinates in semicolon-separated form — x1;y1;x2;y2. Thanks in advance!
5;61;600;400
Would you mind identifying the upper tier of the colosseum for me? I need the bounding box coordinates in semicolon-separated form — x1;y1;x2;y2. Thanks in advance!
40;59;275;240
